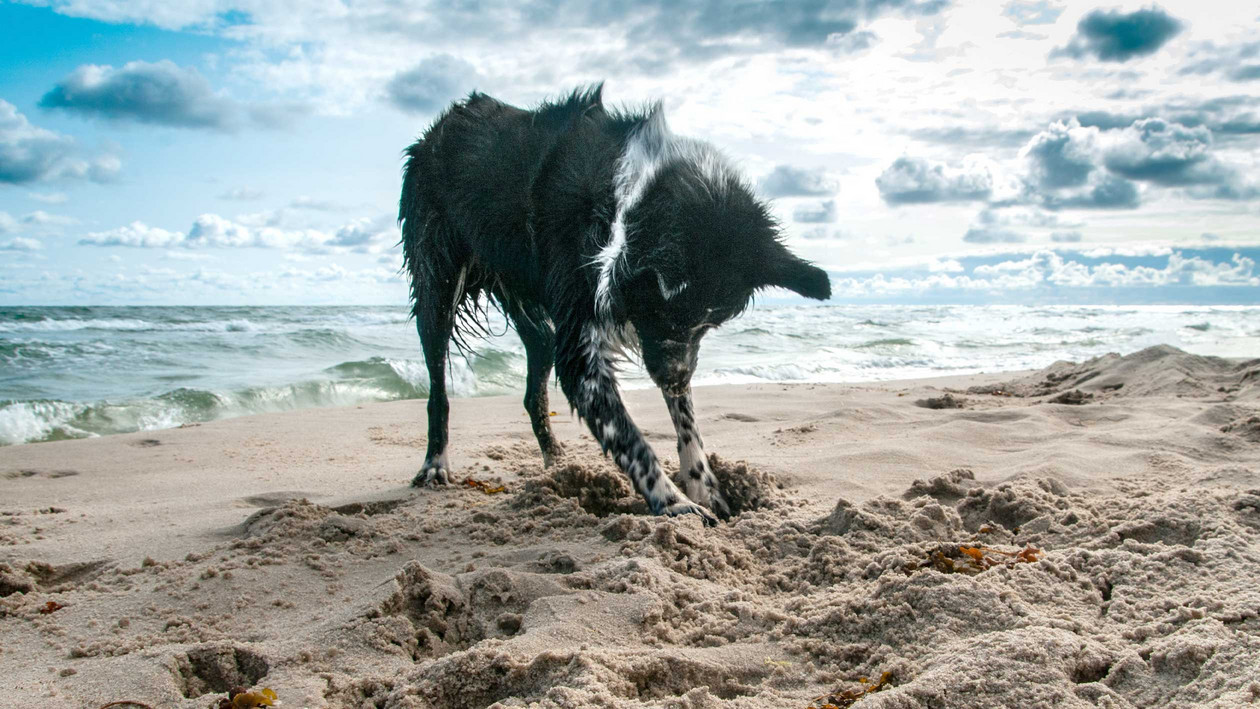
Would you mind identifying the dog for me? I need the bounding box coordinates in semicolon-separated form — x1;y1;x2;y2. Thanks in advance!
399;85;830;526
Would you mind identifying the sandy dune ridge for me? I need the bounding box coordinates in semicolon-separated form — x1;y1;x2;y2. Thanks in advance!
1;345;1258;708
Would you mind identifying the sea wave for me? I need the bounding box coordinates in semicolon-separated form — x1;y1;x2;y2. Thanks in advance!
3;304;1259;446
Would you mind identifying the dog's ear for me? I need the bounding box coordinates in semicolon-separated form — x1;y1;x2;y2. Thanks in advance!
762;253;831;300
643;241;689;299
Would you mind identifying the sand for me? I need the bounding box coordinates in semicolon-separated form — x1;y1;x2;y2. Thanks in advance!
1;344;1258;708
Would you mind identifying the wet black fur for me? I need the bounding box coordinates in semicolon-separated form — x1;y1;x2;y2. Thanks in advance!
400;84;830;525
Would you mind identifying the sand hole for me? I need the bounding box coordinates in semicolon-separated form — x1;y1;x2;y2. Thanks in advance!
915;393;967;409
369;562;479;660
331;498;409;516
708;454;785;517
174;644;270;698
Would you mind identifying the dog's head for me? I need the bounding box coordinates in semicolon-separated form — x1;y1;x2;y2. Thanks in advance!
603;128;831;395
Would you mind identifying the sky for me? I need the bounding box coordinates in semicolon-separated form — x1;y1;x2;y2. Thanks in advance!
0;0;1257;306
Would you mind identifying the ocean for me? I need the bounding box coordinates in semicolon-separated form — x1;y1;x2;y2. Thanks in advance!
2;304;1258;446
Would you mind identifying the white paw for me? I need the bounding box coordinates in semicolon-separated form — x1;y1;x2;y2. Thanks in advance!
412;457;451;487
662;499;718;527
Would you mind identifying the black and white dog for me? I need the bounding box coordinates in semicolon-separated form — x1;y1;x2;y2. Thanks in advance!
399;85;830;526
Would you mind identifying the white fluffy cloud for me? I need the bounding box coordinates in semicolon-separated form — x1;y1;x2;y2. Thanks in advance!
79;213;396;253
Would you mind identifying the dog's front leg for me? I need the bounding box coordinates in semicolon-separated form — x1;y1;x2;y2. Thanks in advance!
664;392;730;520
556;324;717;527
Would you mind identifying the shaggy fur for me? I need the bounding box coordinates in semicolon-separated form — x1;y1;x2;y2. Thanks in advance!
400;84;830;525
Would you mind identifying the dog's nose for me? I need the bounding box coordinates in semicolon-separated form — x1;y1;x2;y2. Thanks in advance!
651;340;695;394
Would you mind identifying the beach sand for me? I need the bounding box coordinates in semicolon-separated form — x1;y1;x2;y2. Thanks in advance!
1;344;1258;708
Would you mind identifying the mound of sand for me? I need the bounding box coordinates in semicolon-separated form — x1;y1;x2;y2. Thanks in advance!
969;345;1260;401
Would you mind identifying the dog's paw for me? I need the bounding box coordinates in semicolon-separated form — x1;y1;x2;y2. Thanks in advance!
662;500;719;528
707;490;732;521
541;442;565;469
680;473;731;522
411;458;451;487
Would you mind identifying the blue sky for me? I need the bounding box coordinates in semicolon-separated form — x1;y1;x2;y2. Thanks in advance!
0;0;1257;305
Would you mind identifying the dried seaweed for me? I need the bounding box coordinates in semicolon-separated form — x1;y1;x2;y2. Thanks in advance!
211;686;277;708
38;600;65;614
809;671;893;708
463;477;506;495
912;545;1043;575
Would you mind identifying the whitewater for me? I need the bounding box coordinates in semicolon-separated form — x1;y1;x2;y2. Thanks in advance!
2;304;1258;446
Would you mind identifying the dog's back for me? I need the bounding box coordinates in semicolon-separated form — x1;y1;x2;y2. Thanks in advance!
400;87;608;306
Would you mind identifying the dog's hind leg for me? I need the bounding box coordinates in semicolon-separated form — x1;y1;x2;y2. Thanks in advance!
556;323;717;527
411;269;461;487
506;303;563;467
665;392;730;520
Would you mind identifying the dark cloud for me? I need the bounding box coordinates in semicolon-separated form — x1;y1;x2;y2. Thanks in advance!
1042;175;1140;210
758;165;837;198
40;60;301;130
386;55;480;114
1002;0;1063;26
875;157;992;205
1051;230;1083;242
793;200;837;223
1231;65;1260;82
0;100;120;185
1023;120;1095;189
963;226;1025;244
1053;7;1183;62
1178;41;1260;80
1102;118;1215;186
1073;110;1138;130
1067;95;1260;139
366;0;949;76
905;125;1036;150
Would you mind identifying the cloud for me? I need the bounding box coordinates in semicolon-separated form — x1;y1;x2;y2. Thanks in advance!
1102;118;1217;186
1053;7;1183;62
1041;174;1140;210
81;221;186;248
0;211;15;233
1231;65;1260;82
0;237;42;252
1051;231;1082;242
0;100;121;184
1179;40;1260;81
40;60;303;130
1022;119;1099;189
875;156;994;205
386;55;480;114
904;125;1036;150
757;165;838;198
1070;96;1260;139
290;196;343;211
793;200;837;223
79;213;398;253
325;216;395;248
828;249;1259;299
219;188;264;201
1018;119;1143;210
1002;1;1063;26
963;227;1025;244
27;191;68;204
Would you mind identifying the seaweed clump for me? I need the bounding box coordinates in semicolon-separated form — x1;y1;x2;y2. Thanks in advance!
211;686;277;708
808;672;893;708
910;545;1043;575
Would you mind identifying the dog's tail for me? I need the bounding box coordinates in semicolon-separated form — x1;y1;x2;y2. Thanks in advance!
398;139;428;292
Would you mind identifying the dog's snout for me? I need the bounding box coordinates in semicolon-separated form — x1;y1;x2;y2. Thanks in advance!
646;339;697;395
